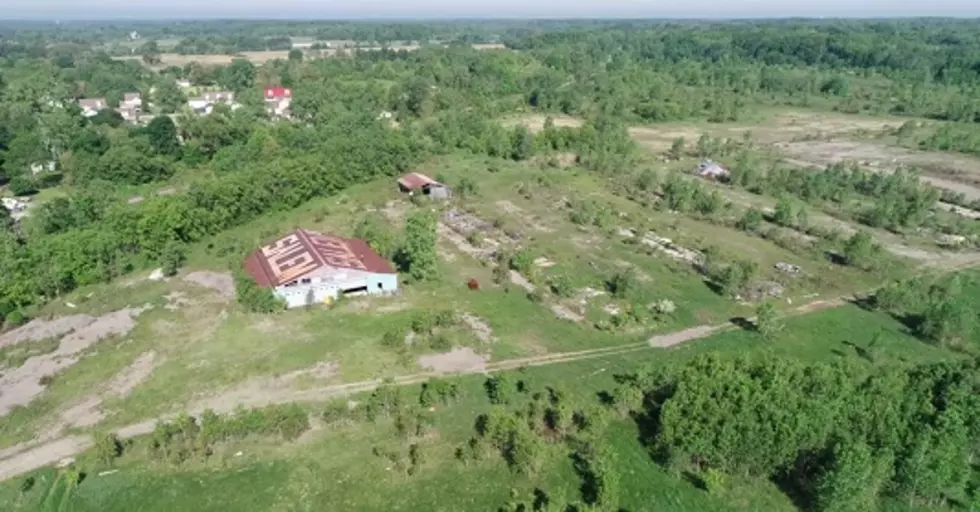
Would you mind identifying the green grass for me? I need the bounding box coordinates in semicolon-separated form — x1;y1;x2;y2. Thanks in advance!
0;298;957;511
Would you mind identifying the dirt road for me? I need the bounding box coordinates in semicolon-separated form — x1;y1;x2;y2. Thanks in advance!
0;282;956;482
0;316;724;481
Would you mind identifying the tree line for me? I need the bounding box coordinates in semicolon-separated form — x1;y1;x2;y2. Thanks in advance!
616;351;980;510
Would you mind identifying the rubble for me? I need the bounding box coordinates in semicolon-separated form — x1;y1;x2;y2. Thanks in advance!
640;233;704;265
775;262;804;275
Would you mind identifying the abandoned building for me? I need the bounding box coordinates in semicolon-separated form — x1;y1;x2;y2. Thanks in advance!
243;228;398;309
397;172;450;199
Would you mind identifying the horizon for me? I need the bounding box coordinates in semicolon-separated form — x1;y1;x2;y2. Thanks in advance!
3;0;980;21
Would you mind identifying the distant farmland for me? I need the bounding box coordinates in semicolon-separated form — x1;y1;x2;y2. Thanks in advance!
116;43;507;68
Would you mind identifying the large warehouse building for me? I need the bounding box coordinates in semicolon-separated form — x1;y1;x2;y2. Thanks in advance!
243;228;398;308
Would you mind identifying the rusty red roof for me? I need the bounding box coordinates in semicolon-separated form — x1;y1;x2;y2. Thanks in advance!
243;229;396;288
397;172;439;191
264;87;292;99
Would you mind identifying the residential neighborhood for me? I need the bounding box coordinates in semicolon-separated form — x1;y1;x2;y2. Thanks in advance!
264;86;292;118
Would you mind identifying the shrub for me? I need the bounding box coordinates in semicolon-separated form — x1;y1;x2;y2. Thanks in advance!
234;270;285;313
509;250;534;275
549;274;573;297
20;476;35;493
4;310;27;328
485;374;515;405
94;432;123;466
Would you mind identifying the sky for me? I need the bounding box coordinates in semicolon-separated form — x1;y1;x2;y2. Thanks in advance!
4;0;980;20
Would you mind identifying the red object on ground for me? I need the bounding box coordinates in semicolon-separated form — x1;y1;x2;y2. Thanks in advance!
468;278;480;290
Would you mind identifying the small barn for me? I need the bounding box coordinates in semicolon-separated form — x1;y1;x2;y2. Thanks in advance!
243;228;399;309
397;172;451;199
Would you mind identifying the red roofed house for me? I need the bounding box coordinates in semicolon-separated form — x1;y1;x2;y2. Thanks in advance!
243;228;398;308
397;172;450;199
264;87;292;117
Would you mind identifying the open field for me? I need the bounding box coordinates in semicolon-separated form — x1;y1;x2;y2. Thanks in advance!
0;295;964;510
115;43;507;68
0;148;918;455
2;109;979;509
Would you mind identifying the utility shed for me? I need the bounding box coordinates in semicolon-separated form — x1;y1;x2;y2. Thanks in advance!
243;228;398;309
398;172;451;199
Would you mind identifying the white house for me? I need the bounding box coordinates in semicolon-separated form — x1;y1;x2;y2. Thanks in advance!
30;161;57;175
187;91;238;116
243;228;399;309
78;98;108;117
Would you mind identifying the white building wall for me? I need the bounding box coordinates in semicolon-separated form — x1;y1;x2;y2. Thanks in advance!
273;267;399;309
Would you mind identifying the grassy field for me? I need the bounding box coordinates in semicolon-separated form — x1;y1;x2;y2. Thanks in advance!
0;139;937;449
0;298;960;511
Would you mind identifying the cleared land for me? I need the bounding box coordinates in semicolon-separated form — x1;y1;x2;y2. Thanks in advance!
116;43;507;67
0;296;962;510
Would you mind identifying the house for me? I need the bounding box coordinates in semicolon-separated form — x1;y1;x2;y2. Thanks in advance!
1;197;31;220
176;79;192;89
187;91;238;116
115;106;140;124
243;228;399;309
77;98;108;117
121;92;142;109
263;87;292;118
696;159;730;180
30;161;57;175
397;172;451;199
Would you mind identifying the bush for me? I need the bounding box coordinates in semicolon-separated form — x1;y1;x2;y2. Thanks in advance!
509;250;534;275
94;432;123;466
549;274;573;297
8;175;38;196
20;476;35;493
4;310;27;328
234;270;285;313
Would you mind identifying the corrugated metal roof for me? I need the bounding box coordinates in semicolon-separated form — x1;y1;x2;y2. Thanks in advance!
243;229;396;288
397;172;439;191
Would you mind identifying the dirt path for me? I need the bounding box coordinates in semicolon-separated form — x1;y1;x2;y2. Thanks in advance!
0;278;964;481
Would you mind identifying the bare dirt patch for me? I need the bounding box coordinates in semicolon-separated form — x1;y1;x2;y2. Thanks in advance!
183;271;235;300
648;325;724;348
460;313;496;343
0;307;150;416
417;347;489;373
550;304;584;322
509;270;536;293
0;315;95;349
164;291;197;311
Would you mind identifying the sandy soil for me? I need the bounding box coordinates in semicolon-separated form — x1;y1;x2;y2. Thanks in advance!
417;347;489;373
0;307;150;416
183;272;235;300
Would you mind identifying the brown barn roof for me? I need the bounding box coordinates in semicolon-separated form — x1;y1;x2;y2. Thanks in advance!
243;229;396;288
397;172;439;191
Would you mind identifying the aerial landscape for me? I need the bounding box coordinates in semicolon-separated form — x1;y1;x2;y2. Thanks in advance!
2;11;980;512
